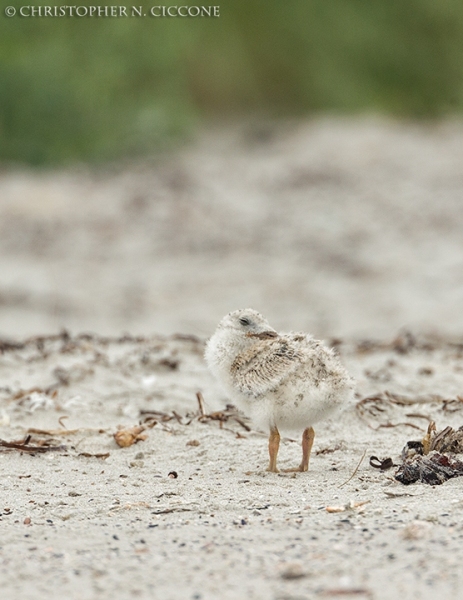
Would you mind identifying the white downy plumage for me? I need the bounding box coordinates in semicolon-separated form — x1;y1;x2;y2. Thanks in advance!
205;308;354;472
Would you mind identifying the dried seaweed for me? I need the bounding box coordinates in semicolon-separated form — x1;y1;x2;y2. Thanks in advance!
354;331;417;355
0;339;25;353
442;397;463;413
395;452;463;485
140;393;251;435
369;456;395;471
195;392;251;432
139;410;174;422
417;420;463;455
27;427;105;436
373;421;463;485
319;588;373;598
78;452;110;459
0;330;204;356
429;425;463;453
0;435;66;453
354;331;463;356
355;392;452;431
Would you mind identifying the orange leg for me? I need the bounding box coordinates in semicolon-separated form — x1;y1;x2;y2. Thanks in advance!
282;426;315;473
300;426;315;472
267;426;280;473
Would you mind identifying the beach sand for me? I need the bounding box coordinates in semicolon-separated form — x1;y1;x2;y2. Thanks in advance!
1;117;463;599
1;331;463;599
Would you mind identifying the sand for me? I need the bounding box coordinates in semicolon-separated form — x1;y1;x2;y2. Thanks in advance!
1;331;463;600
1;117;463;599
1;117;463;340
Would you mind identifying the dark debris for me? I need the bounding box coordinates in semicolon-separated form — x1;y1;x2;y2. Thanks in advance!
372;421;463;485
395;452;463;486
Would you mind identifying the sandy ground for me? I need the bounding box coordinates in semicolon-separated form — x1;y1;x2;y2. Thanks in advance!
1;331;463;600
1;117;463;339
1;117;463;599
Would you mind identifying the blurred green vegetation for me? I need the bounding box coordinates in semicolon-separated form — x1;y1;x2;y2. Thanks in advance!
1;0;463;165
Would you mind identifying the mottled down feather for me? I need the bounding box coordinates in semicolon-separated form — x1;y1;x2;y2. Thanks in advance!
230;335;318;397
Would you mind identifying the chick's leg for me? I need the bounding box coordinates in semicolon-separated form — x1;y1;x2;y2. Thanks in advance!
267;426;280;473
281;426;315;473
300;426;315;472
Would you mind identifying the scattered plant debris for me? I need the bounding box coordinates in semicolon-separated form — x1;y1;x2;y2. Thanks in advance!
396;452;463;485
372;421;463;485
114;425;149;448
319;587;373;598
27;427;106;436
186;439;200;447
325;500;370;513
195;392;251;432
442;397;463;412
78;452;110;459
338;449;367;488
0;435;66;453
141;393;251;436
383;490;421;498
355;392;454;431
423;421;463;454
369;456;395;471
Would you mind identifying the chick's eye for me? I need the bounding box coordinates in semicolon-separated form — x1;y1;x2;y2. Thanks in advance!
239;317;251;326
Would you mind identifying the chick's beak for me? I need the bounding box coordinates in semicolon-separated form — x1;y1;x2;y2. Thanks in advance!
247;330;278;340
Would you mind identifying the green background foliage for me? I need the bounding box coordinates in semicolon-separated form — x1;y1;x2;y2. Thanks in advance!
1;0;463;165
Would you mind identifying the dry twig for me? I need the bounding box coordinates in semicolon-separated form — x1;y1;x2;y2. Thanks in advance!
0;436;66;453
338;449;367;488
196;391;206;417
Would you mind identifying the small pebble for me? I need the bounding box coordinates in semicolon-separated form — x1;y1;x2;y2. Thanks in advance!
280;563;306;580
